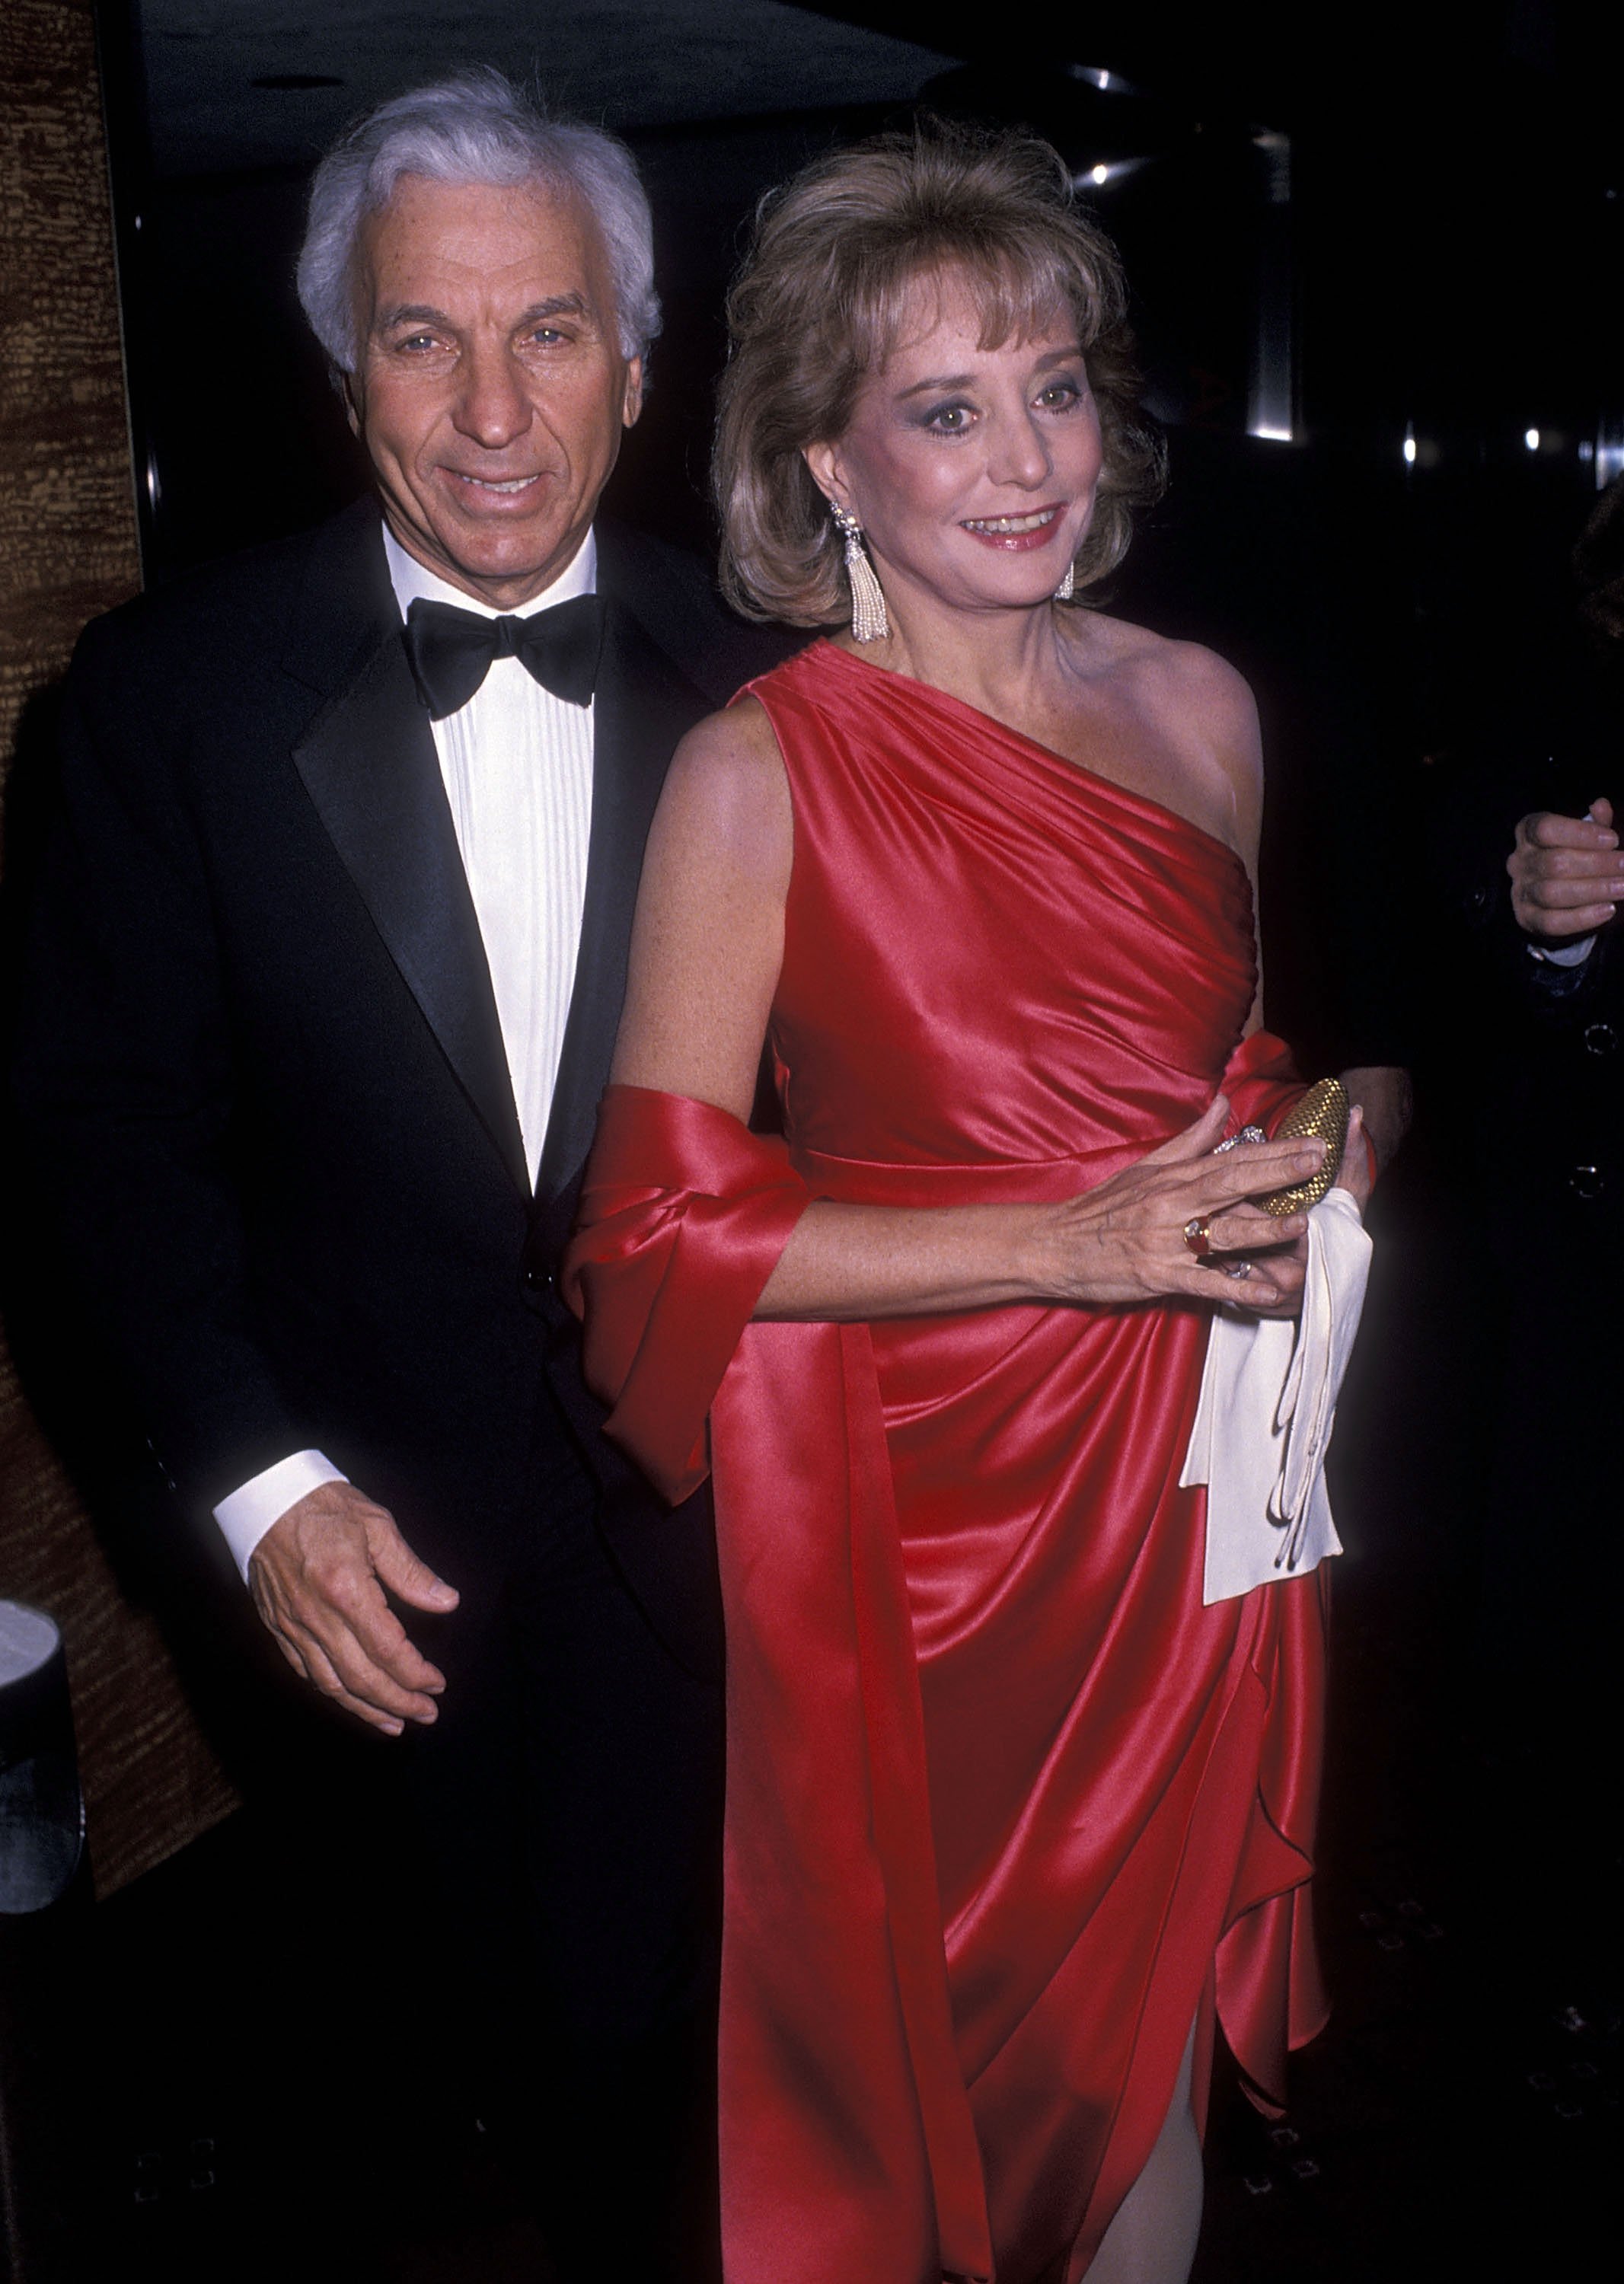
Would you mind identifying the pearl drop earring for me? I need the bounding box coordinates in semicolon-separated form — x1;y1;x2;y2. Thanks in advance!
830;502;889;643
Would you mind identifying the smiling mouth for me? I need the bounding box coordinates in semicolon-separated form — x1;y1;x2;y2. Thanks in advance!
962;507;1062;538
448;471;544;496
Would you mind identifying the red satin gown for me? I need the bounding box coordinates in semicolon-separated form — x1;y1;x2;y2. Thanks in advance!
564;640;1329;2284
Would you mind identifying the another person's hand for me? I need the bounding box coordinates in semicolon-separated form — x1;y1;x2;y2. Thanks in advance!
248;1482;459;1736
1508;797;1622;939
1039;1096;1325;1318
1335;1067;1409;1177
1333;1104;1373;1214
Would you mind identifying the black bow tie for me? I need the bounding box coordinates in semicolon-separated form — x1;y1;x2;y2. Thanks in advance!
403;592;605;719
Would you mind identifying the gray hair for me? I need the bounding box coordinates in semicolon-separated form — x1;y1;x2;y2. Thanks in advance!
296;68;660;373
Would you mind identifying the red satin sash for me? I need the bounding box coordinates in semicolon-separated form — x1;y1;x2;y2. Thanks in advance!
564;643;1329;2283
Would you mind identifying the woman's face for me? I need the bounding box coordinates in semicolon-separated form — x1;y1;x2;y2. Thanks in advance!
805;270;1104;623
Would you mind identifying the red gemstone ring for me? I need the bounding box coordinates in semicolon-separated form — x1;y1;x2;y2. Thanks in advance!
1182;1216;1212;1258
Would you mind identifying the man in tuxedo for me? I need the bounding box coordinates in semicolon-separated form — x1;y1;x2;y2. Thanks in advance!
13;71;786;2277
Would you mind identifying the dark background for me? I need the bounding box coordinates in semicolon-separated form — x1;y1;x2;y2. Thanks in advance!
28;3;1624;2278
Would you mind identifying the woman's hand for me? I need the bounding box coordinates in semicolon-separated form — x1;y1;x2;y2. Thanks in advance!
1027;1095;1326;1316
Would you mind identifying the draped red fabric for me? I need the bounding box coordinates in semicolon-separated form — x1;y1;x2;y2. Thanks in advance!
563;643;1329;2283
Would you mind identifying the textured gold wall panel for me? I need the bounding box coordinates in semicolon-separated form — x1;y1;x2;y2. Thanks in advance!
1;0;238;1893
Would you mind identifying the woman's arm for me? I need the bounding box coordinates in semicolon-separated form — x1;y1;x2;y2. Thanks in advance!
611;701;1327;1321
611;697;790;1124
1139;641;1406;1182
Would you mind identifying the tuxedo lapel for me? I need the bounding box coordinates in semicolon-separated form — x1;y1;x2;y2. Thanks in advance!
288;509;528;1193
532;595;710;1239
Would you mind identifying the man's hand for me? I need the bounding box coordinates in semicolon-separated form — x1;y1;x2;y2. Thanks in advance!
1508;797;1622;939
247;1482;459;1736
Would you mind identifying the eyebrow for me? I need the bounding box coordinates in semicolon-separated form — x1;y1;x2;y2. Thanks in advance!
894;346;1086;399
374;292;593;334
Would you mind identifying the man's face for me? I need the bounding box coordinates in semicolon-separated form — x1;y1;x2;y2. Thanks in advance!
346;173;643;608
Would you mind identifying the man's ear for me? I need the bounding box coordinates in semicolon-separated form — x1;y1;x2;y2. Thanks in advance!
622;356;645;430
341;371;363;439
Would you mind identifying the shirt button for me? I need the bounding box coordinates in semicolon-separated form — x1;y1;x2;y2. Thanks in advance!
1584;1022;1616;1056
1568;1166;1604;1201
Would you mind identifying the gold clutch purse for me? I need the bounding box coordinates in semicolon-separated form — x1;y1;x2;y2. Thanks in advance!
1260;1077;1348;1215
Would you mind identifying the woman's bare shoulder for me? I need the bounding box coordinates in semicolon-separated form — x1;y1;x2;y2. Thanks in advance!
1084;613;1256;730
1061;611;1263;868
1088;614;1260;786
651;696;793;886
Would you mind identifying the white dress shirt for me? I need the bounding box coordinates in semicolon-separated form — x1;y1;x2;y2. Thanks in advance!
212;526;598;1576
1529;935;1596;967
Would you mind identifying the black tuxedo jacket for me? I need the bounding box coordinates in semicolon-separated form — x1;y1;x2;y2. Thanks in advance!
12;499;793;1661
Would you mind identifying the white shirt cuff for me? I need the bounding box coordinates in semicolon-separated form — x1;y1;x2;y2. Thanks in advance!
213;1450;349;1581
1528;934;1596;968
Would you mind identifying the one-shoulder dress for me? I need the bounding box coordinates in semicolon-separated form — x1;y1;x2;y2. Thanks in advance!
564;640;1329;2284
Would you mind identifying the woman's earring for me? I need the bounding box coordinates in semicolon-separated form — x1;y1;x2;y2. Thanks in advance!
1054;560;1076;602
831;503;889;642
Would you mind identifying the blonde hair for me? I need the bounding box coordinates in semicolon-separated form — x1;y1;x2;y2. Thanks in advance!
715;120;1166;626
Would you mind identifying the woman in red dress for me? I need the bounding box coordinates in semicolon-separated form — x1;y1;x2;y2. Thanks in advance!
565;123;1367;2284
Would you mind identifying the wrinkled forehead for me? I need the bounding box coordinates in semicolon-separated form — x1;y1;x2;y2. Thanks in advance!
356;169;609;300
858;255;1084;373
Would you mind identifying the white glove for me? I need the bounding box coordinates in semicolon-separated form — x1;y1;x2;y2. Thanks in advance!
1181;1188;1373;1605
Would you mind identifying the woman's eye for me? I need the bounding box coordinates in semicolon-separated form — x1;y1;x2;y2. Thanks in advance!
1037;381;1083;410
924;403;975;433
